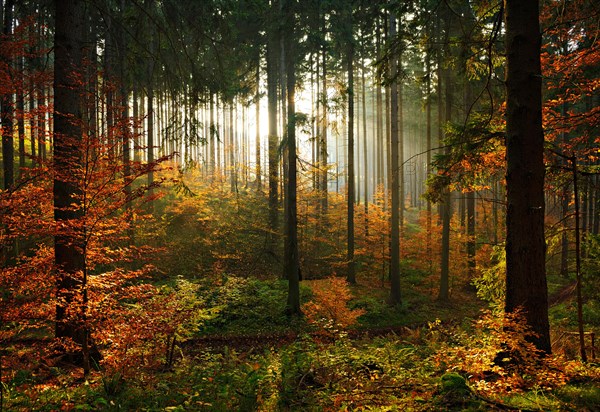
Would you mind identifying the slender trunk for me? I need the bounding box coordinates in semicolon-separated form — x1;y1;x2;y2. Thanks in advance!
146;41;155;213
347;40;356;284
256;62;262;190
1;0;15;189
361;56;368;236
321;39;328;213
267;19;280;252
229;103;236;192
283;0;300;315
376;18;384;193
426;34;432;270
313;52;319;192
398;49;404;235
210;94;216;178
119;0;132;242
389;13;401;304
133;85;140;162
571;157;587;361
28;23;37;167
17;55;26;176
439;65;452;302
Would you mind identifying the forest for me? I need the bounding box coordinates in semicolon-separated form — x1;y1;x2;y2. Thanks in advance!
0;0;599;410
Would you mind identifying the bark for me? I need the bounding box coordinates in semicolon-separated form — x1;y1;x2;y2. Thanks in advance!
426;32;432;269
1;0;14;190
267;15;279;252
17;55;25;175
146;36;155;213
346;33;356;285
439;46;453;301
466;191;476;276
437;9;450;301
376;18;384;192
283;0;300;316
28;22;36;166
119;0;132;242
361;56;368;235
54;0;97;371
504;0;551;354
256;62;262;190
389;13;401;304
320;38;328;213
560;185;570;277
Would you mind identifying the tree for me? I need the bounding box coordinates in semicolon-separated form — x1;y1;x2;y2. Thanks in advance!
267;0;280;254
346;4;356;285
504;0;551;354
388;11;401;304
1;0;15;191
283;0;300;316
53;0;89;367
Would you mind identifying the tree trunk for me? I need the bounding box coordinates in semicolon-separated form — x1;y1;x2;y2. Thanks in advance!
267;8;279;253
389;13;401;304
119;0;132;242
146;37;155;213
320;38;328;213
256;62;262;190
425;28;433;271
54;0;92;370
1;0;15;190
361;56;368;235
283;0;300;316
504;0;551;354
346;29;356;285
376;18;384;195
17;55;26;176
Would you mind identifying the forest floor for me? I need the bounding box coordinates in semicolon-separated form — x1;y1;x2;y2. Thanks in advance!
3;273;599;411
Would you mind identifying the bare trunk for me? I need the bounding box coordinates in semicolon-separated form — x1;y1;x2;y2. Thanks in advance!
504;0;551;354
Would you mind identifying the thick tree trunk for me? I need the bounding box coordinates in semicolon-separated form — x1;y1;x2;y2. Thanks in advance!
504;0;551;354
54;0;96;372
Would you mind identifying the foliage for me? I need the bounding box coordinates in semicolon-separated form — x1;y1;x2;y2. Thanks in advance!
425;116;505;203
430;310;569;397
199;276;309;335
302;276;366;333
472;245;506;310
97;278;213;378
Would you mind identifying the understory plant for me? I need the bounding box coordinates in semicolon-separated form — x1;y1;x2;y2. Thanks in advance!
430;310;569;396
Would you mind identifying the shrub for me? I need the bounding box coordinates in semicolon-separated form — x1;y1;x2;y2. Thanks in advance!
302;276;365;333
